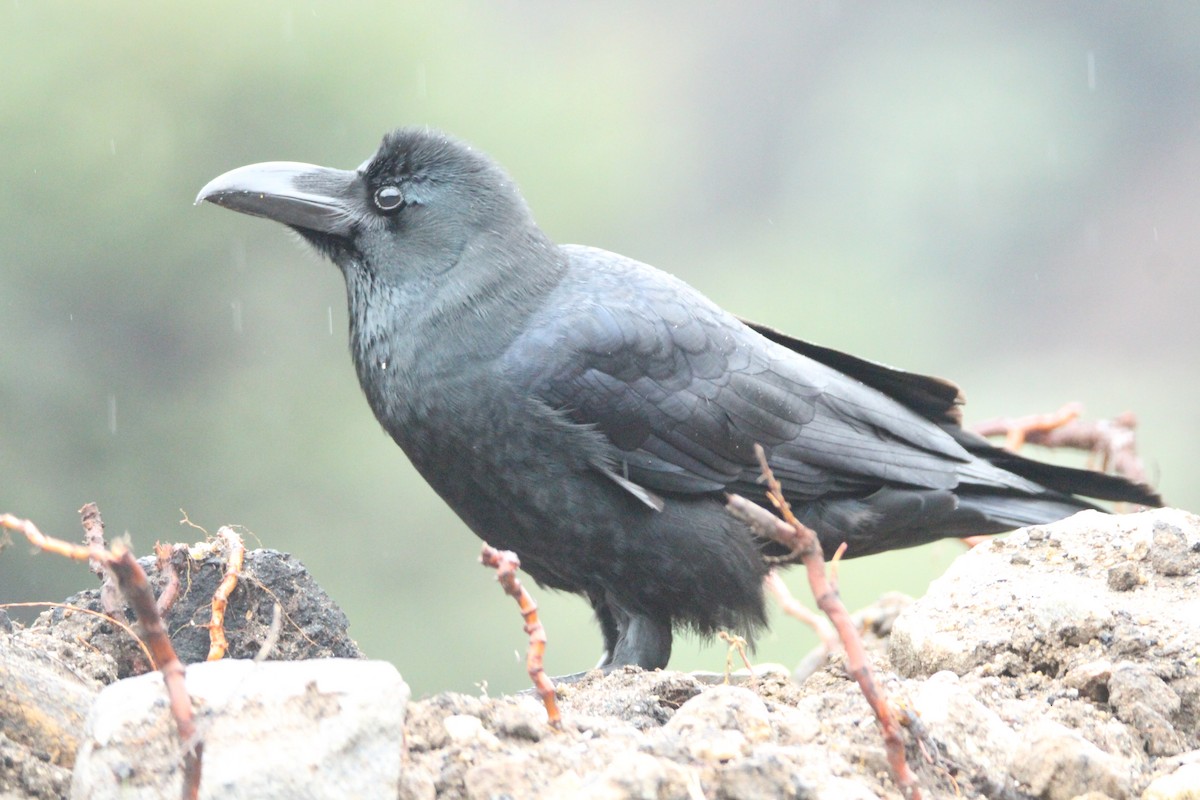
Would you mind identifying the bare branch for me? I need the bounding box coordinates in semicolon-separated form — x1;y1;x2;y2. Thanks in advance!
971;403;1150;487
727;447;921;800
479;543;562;730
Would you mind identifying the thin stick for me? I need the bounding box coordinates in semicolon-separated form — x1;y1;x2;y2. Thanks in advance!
479;544;562;730
727;446;921;800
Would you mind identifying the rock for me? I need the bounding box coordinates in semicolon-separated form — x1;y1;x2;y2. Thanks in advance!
567;751;698;800
1065;660;1115;702
1108;561;1146;591
809;776;881;800
70;658;408;800
909;671;1019;782
1009;720;1132;800
559;669;705;729
714;748;818;799
442;713;500;748
0;631;102;769
1142;762;1200;799
658;685;773;762
1109;664;1186;756
1;731;73;800
1149;521;1200;577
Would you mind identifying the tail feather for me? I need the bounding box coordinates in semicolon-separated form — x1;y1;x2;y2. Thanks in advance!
953;490;1097;532
793;486;1096;559
949;427;1163;507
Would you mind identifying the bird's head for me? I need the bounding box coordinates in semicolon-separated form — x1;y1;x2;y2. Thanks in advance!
197;128;538;283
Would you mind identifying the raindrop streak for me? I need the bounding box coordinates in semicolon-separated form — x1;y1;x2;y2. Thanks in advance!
107;395;117;435
109;139;116;156
1087;51;1096;91
231;299;243;334
328;306;334;336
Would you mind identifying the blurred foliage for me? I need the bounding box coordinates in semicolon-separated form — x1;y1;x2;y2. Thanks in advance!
2;2;1197;696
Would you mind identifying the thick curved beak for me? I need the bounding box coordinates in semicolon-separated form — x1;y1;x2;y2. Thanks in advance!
196;161;361;237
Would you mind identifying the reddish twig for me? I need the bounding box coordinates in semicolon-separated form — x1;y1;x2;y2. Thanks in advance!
155;542;184;616
206;527;245;661
0;508;203;800
979;401;1083;451
971;403;1150;487
727;445;921;800
80;500;108;564
80;502;122;616
479;543;562;730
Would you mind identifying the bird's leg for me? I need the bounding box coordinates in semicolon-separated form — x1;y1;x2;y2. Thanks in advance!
603;594;672;670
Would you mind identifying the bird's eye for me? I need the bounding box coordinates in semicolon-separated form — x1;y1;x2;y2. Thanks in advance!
373;185;405;212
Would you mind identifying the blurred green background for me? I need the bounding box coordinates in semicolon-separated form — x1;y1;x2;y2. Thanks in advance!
2;3;1197;697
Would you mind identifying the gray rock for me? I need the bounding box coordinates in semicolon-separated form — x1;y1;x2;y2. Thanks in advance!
1109;664;1186;756
890;509;1200;681
1064;660;1115;702
1108;561;1145;591
714;747;818;800
561;751;699;800
1141;761;1200;799
658;685;773;762
71;658;408;800
909;671;1019;778
1149;521;1200;577
1009;720;1131;800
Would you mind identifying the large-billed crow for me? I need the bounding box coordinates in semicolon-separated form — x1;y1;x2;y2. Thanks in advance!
198;128;1161;670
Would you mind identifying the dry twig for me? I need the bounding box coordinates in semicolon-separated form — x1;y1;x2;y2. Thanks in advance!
479;543;562;730
971;403;1150;487
80;502;122;616
727;445;921;800
716;631;754;684
155;542;184;616
0;506;203;800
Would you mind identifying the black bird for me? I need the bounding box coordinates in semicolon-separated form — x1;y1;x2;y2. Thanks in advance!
198;129;1162;670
